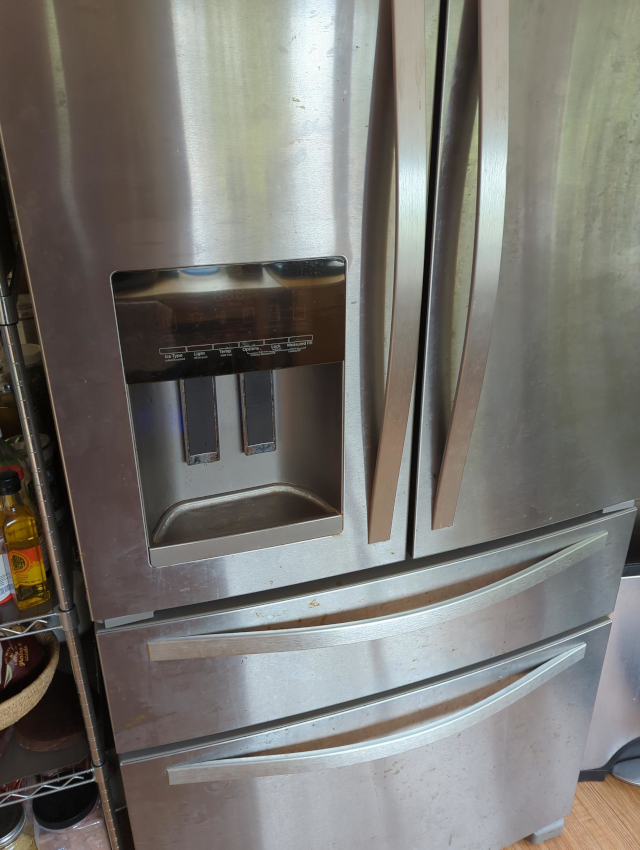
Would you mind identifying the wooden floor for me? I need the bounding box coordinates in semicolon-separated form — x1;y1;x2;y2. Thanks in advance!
509;778;640;849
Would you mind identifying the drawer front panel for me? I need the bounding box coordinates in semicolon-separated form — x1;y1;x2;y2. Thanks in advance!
99;509;633;752
121;622;610;850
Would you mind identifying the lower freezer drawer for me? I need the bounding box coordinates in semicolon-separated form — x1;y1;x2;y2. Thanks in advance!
99;509;633;753
121;620;610;850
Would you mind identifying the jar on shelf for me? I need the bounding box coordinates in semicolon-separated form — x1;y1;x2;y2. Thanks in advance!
0;344;56;441
0;376;20;441
0;803;36;850
33;783;109;850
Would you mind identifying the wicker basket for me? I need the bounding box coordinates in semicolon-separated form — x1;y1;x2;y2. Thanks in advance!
0;630;60;730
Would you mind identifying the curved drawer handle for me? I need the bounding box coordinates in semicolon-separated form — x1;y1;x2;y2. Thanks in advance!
368;0;429;544
432;0;510;530
147;532;606;660
167;642;585;784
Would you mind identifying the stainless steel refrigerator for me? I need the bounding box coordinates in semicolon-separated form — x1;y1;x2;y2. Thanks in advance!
0;0;638;848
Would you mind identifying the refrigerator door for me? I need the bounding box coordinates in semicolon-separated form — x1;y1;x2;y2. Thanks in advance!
120;621;610;850
413;0;640;556
0;0;439;620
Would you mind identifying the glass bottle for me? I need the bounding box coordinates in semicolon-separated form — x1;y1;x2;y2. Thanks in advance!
0;432;31;602
0;469;49;610
0;430;32;507
0;430;52;575
0;804;36;850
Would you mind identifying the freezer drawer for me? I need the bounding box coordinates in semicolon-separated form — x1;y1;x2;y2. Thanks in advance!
121;621;610;850
98;509;633;753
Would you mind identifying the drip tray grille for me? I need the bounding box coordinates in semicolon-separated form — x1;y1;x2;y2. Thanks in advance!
149;484;342;567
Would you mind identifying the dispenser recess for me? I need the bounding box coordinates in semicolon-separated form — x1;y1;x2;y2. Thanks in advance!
113;258;345;568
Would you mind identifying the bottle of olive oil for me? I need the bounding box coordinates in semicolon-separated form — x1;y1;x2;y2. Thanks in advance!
0;469;49;610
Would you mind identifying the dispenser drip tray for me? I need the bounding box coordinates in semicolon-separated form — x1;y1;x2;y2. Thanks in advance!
149;484;343;567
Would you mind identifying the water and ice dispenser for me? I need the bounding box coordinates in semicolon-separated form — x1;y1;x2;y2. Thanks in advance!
112;258;345;567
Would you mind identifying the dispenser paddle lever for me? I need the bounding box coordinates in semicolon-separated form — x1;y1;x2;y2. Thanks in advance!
239;371;276;455
180;376;220;464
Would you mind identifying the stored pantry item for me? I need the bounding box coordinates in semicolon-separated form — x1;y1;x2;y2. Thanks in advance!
0;434;31;604
0;636;44;698
33;783;110;850
15;672;86;752
0;631;59;730
0;803;36;850
0;534;12;606
18;345;55;441
7;434;66;529
0;470;49;610
0;344;55;442
0;376;20;439
16;295;38;346
0;431;49;578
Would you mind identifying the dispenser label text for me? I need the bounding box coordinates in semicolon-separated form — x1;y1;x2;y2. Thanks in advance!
159;335;313;362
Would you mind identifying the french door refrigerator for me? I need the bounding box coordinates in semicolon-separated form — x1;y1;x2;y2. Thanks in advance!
0;0;638;848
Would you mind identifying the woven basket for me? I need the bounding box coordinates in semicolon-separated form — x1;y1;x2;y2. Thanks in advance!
0;630;60;730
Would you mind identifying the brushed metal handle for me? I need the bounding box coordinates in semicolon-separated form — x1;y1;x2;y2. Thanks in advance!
167;642;585;783
432;0;510;530
368;0;428;544
147;532;606;660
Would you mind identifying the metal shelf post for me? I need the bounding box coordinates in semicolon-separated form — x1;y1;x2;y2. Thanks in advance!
0;256;122;849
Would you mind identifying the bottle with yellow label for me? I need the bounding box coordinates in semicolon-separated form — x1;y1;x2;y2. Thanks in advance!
0;469;49;610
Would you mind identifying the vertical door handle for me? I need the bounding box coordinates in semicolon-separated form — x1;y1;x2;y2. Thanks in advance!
369;0;429;544
432;0;510;530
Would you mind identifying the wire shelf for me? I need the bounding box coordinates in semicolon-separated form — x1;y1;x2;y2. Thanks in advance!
0;766;95;807
0;611;60;642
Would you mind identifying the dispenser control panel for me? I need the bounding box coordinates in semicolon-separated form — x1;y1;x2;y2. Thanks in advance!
112;258;346;383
